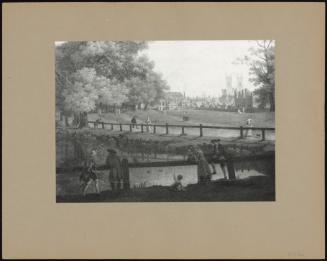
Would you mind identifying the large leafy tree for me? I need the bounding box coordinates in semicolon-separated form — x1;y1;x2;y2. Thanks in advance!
235;40;275;111
125;70;169;109
56;41;169;127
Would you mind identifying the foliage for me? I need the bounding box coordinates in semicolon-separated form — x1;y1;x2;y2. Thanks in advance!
235;40;275;111
56;41;169;120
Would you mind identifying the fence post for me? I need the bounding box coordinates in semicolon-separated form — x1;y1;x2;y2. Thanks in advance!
240;126;243;139
141;124;144;133
166;123;169;134
111;123;113;130
199;124;203;137
119;123;122;132
226;158;236;180
182;126;185;135
261;129;265;141
102;122;104;129
129;124;132;132
121;158;130;191
153;125;156;134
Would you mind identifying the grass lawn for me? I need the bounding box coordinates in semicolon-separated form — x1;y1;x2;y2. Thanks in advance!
88;109;275;128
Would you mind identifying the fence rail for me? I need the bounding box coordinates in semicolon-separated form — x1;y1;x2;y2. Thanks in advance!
88;121;275;141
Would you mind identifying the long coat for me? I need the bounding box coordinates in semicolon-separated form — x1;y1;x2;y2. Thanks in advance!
106;154;122;181
196;153;212;180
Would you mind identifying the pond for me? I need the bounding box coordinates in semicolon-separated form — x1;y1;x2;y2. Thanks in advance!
56;158;274;195
129;160;272;188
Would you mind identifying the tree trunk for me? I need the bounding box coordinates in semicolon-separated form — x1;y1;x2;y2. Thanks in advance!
269;92;275;112
59;111;63;121
78;112;88;128
73;113;80;127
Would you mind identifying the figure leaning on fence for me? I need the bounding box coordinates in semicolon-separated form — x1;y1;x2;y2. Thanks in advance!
106;148;123;191
79;149;100;196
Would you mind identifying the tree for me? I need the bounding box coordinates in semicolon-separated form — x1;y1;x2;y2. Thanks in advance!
55;41;169;124
235;40;275;111
63;68;101;127
125;71;169;110
97;77;129;112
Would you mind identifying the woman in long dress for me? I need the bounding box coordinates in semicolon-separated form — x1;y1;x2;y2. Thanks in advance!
190;146;213;184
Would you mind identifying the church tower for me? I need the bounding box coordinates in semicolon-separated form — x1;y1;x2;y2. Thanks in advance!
225;74;233;95
236;74;243;91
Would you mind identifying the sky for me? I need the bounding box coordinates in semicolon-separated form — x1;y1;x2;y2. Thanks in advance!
143;40;258;97
56;40;259;97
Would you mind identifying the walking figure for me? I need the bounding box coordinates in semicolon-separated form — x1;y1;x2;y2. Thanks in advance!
79;149;100;196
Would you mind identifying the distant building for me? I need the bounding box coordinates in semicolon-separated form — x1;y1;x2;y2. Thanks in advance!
234;89;253;112
156;91;221;111
219;74;254;112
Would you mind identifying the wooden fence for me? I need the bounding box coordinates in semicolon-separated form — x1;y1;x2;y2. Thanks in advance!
88;121;275;141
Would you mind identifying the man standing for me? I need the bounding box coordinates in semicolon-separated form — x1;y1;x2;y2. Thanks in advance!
131;115;137;129
106;149;123;191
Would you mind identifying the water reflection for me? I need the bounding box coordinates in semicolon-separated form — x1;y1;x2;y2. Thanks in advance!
56;159;274;195
129;159;272;188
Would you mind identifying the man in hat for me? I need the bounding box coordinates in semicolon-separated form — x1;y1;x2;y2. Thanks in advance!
105;148;123;191
131;115;137;129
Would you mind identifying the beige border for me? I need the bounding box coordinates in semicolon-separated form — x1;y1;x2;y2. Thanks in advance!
2;3;325;259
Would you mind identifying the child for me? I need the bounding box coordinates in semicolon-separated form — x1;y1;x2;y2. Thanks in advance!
171;174;185;191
